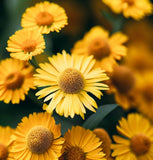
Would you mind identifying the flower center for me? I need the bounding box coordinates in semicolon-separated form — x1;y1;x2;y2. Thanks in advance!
22;40;37;53
88;37;111;60
130;134;151;156
5;72;24;90
35;11;54;26
58;68;85;94
123;0;134;5
143;84;153;101
26;126;54;154
110;65;135;93
66;147;86;160
0;143;8;160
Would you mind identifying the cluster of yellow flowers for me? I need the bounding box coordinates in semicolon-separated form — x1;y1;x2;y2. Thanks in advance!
0;0;153;160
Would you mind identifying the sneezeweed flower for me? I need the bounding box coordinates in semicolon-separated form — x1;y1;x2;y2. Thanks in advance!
34;50;109;119
93;128;112;160
107;65;137;110
102;0;153;20
21;1;68;34
0;126;14;160
6;29;45;61
134;71;153;122
9;112;64;160
59;126;106;160
111;113;153;160
71;26;128;72
0;58;35;104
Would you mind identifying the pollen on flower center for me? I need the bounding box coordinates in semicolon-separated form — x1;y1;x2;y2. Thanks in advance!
130;134;151;156
35;11;54;26
26;126;54;154
0;143;8;160
123;0;134;5
5;72;24;89
88;37;111;60
66;147;86;160
22;40;37;53
58;68;85;94
110;65;135;93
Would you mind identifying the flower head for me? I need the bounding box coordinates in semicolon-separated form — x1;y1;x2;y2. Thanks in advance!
102;0;152;20
6;29;45;61
71;26;128;72
21;1;68;34
0;58;35;104
0;126;14;160
34;50;109;119
9;112;64;160
111;113;153;159
60;126;106;160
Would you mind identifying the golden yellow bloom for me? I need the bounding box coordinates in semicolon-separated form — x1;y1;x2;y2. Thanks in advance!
134;71;153;122
0;126;14;160
111;113;153;159
0;58;35;104
6;29;45;61
60;126;106;160
9;112;64;160
21;1;68;34
34;50;109;119
93;128;112;160
102;0;152;20
107;65;137;110
71;26;128;72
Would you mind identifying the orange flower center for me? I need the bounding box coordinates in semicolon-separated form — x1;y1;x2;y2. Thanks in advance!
123;0;134;5
130;134;151;156
5;72;24;90
66;147;86;160
88;37;111;60
0;143;8;160
143;84;153;101
27;126;54;154
110;65;135;93
58;68;85;94
22;40;37;53
35;11;54;26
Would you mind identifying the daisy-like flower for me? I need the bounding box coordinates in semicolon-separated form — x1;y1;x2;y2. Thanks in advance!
71;26;128;72
6;29;45;61
111;113;153;160
9;112;64;160
0;58;35;104
102;0;152;20
0;126;14;160
21;1;68;34
59;126;106;160
34;50;109;119
93;128;112;160
107;64;137;110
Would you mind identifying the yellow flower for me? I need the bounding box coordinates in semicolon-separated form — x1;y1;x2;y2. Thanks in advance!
134;71;153;122
111;113;153;159
0;58;35;104
60;126;106;160
21;1;68;34
6;29;45;61
71;26;128;72
107;64;137;110
34;50;109;119
102;0;152;20
9;112;64;160
93;128;112;160
0;126;14;160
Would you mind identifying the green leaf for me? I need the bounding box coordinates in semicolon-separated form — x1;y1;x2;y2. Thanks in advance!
82;104;118;130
